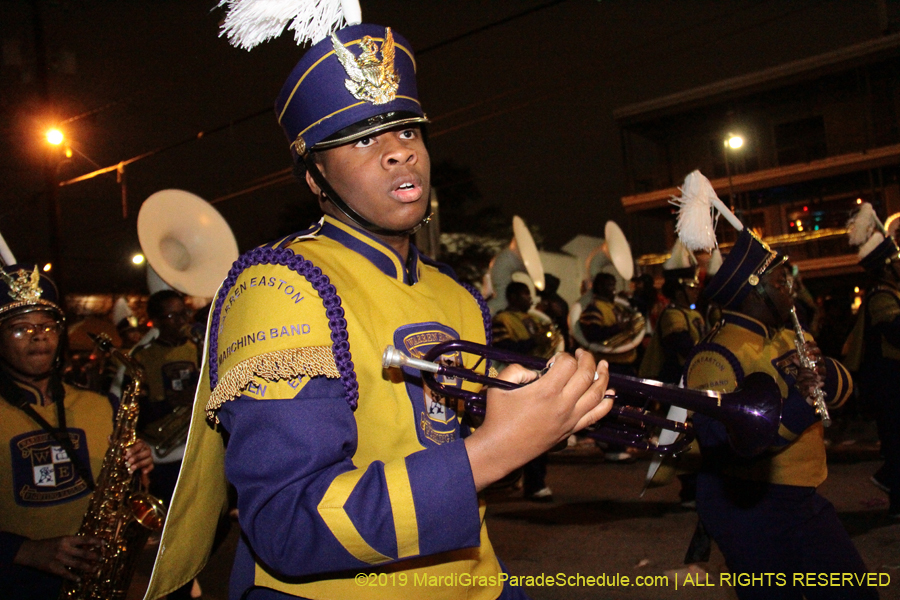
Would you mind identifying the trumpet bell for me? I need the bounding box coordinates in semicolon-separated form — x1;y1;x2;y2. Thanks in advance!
138;190;239;298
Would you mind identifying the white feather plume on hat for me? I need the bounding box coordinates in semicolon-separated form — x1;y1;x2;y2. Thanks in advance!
217;0;362;50
847;202;886;259
707;248;723;276
669;170;744;252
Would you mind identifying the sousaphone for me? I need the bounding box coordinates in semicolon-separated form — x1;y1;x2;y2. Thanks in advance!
484;216;562;357
569;221;645;354
137;190;239;299
485;215;545;315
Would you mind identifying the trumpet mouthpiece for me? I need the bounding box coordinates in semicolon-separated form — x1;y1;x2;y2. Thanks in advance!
382;345;402;369
382;345;441;374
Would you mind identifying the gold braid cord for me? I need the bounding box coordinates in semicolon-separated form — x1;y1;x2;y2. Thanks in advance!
207;346;340;420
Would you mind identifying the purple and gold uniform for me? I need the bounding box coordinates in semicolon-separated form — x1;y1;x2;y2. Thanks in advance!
684;311;874;598
578;299;638;367
638;305;706;383
148;216;511;600
0;382;113;592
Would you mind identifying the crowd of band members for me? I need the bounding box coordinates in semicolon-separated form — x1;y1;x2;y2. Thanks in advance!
3;229;897;599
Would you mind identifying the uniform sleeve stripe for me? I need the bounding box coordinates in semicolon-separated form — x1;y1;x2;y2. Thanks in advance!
318;470;391;565
385;459;420;558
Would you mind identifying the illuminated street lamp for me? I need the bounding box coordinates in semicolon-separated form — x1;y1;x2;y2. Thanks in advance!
726;134;744;150
45;128;64;145
723;133;744;212
43;127;65;295
132;253;145;265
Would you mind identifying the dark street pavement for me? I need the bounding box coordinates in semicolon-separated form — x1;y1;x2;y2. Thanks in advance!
129;416;900;600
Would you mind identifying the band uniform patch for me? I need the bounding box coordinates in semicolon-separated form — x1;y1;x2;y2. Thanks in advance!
9;429;92;507
162;360;200;406
392;323;464;446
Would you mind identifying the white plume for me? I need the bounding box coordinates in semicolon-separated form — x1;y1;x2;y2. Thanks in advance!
670;170;720;252
707;248;723;276
217;0;360;50
858;232;886;260
846;202;882;247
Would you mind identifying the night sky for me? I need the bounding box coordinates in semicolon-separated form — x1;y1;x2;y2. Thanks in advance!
0;0;891;293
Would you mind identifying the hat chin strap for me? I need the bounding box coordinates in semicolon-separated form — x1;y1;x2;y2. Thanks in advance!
304;157;431;237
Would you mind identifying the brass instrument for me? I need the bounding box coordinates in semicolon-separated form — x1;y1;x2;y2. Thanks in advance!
570;221;646;354
789;307;831;428
383;339;782;457
140;405;192;458
528;309;565;359
60;334;167;600
485;216;545;315
600;304;646;351
135;189;230;456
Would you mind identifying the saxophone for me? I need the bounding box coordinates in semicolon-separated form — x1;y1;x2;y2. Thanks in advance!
789;307;832;428
59;334;167;600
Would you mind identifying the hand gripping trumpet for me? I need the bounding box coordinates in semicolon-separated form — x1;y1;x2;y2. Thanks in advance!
383;339;783;457
789;307;832;428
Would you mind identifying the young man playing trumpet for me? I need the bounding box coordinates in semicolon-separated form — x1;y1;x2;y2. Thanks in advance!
145;20;612;600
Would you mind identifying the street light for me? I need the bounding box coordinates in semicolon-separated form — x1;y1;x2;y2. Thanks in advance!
723;133;744;212
45;128;64;146
43;126;65;296
726;134;743;150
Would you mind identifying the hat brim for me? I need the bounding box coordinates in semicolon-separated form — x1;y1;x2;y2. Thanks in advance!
313;113;429;151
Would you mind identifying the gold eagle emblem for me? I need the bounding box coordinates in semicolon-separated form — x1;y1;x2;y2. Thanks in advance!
331;27;399;105
1;266;43;304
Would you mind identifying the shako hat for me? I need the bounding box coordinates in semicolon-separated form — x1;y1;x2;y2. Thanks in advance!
670;170;785;308
0;263;63;323
216;1;426;161
217;0;431;236
276;24;427;161
848;203;900;272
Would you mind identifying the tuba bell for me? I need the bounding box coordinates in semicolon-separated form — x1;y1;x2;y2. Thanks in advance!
134;190;239;458
485;215;545;315
137;189;239;300
570;221;645;355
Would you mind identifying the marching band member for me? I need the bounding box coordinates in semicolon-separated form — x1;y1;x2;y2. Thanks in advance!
0;264;153;599
143;15;612;600
639;241;706;508
130;289;202;600
492;281;555;502
638;240;705;384
675;172;873;599
578;272;639;376
844;203;900;519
